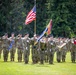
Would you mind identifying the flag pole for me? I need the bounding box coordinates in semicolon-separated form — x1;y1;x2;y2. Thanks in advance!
34;0;36;35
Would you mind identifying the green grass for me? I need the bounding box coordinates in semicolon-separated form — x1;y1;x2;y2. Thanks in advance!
0;51;76;75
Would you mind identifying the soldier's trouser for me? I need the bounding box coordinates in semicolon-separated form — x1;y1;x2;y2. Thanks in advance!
18;49;23;62
56;51;62;62
40;51;44;64
37;50;40;62
35;55;38;63
32;49;38;64
24;51;29;64
32;55;35;63
36;53;40;63
32;54;38;64
49;53;54;64
10;49;15;61
62;51;66;62
34;50;39;63
44;52;48;63
62;55;65;62
24;54;29;64
71;51;75;63
32;52;36;64
3;49;9;62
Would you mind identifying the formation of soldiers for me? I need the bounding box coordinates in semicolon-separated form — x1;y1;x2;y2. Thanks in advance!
0;33;76;64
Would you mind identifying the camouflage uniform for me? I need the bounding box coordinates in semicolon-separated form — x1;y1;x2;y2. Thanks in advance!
66;39;71;52
44;40;48;63
56;48;62;62
23;37;30;64
56;39;62;63
31;37;39;64
37;41;41;63
16;36;23;62
70;42;76;63
40;40;46;64
9;36;16;61
0;38;2;59
61;44;67;62
56;39;68;62
48;40;56;64
2;35;9;62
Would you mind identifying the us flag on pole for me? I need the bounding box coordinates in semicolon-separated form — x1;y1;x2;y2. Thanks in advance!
25;5;36;25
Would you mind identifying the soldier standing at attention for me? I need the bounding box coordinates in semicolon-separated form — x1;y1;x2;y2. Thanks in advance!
30;34;38;64
36;40;41;63
70;38;76;63
40;37;46;64
61;38;67;62
48;36;56;64
9;33;16;61
44;37;49;63
0;37;2;59
56;38;62;63
23;33;30;64
34;37;40;63
16;33;23;62
2;33;10;62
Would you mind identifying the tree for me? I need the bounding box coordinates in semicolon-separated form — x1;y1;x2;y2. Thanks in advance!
0;0;76;37
0;0;11;35
49;0;76;37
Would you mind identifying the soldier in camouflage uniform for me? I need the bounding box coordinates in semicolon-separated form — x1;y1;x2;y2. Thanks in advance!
2;33;10;62
31;35;39;64
44;37;49;63
0;37;2;59
61;50;67;62
70;38;76;63
56;38;62;63
16;33;23;62
23;33;30;64
56;49;62;62
61;38;69;62
48;37;56;64
37;41;41;63
61;43;67;62
40;37;46;64
56;38;68;62
9;33;16;61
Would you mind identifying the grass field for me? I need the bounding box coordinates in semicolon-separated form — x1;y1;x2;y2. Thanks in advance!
0;51;76;75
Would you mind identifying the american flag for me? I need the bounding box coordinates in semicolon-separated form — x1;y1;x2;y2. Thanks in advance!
25;5;36;25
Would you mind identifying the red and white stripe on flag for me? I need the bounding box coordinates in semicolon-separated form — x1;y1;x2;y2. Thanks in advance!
25;5;36;25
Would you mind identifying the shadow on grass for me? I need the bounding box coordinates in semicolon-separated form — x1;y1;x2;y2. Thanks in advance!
35;63;55;67
0;61;15;63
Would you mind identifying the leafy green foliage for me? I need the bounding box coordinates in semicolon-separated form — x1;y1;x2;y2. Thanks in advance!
0;0;76;37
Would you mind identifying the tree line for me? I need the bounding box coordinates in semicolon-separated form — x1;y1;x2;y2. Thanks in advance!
0;0;76;37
